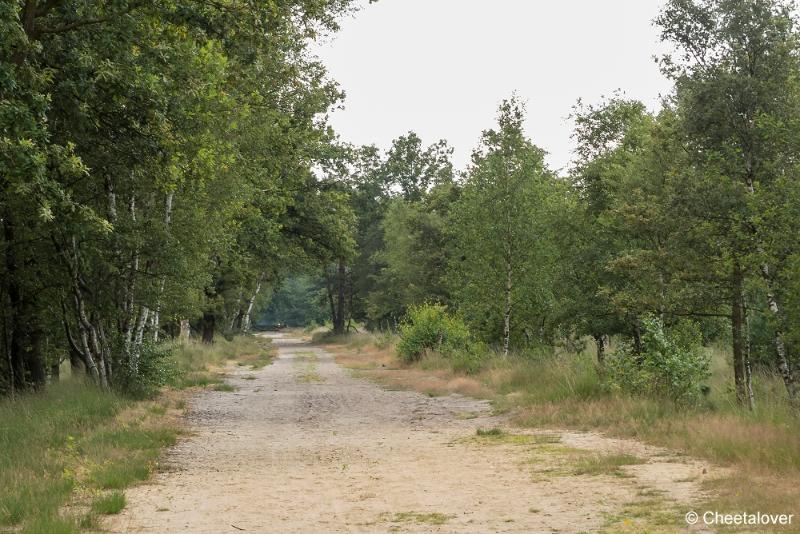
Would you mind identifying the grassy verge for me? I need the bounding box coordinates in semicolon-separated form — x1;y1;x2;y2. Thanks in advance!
173;334;275;388
0;334;275;533
0;380;183;533
321;332;800;532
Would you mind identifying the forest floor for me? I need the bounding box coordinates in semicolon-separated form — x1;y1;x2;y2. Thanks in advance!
106;333;720;533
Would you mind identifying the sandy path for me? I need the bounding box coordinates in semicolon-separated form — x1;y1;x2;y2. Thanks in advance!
108;334;713;533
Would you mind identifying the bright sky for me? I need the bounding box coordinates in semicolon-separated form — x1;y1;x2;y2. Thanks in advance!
313;0;673;175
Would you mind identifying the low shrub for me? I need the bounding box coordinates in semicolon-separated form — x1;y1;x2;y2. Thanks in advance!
447;342;490;375
606;316;710;406
397;304;470;363
115;342;178;399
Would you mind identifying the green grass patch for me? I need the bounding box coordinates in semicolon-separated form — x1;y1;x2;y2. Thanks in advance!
294;351;324;383
0;380;182;532
91;491;126;515
572;453;646;476
175;372;222;389
172;335;275;380
472;428;561;447
213;383;237;392
600;497;681;533
384;511;452;525
0;337;281;532
0;381;126;528
21;515;80;534
90;462;150;489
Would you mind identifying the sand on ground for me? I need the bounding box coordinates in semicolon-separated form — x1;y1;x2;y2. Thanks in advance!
107;333;715;533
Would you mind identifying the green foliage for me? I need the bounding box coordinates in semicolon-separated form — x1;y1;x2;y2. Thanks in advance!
345;134;456;330
397;304;470;363
258;275;328;328
115;343;178;399
1;0;362;391
447;342;490;375
607;317;710;405
448;96;563;348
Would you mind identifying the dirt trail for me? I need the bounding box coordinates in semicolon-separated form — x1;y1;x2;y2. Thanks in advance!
108;334;714;533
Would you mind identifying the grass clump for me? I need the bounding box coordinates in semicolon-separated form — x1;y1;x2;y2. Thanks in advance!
213;383;236;392
476;427;504;437
91;491;126;515
90;462;151;489
572;453;646;476
386;511;452;525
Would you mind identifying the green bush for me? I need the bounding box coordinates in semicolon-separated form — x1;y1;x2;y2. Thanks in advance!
606;316;710;406
397;304;470;362
447;342;490;375
116;342;178;398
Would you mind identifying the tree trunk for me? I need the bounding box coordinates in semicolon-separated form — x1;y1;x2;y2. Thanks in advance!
743;172;798;404
50;357;60;382
502;256;512;357
731;260;747;406
593;334;606;370
764;287;798;405
333;259;346;335
129;306;150;375
151;192;174;342
3;216;46;389
242;274;264;333
744;297;755;411
325;269;336;331
179;319;191;342
26;322;45;388
2;301;14;399
632;319;644;363
201;312;216;344
229;290;243;332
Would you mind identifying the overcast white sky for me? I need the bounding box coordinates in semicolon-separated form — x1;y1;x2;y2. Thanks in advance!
312;0;673;175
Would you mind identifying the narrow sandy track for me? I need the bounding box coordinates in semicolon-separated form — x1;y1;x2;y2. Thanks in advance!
108;334;713;533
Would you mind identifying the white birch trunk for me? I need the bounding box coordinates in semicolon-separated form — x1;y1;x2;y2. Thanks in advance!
242;274;264;333
503;260;511;357
743;172;797;403
129;306;150;375
152;191;174;342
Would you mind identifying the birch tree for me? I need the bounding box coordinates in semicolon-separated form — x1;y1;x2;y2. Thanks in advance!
658;0;800;403
449;97;560;354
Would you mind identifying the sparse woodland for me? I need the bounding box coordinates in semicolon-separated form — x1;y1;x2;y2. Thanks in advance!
2;0;800;530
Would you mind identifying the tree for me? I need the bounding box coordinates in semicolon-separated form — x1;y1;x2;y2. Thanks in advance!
1;0;361;391
449;97;560;354
658;0;800;403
